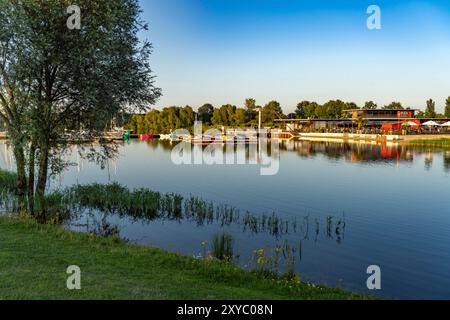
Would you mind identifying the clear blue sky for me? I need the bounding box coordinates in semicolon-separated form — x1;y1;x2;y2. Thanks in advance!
140;0;450;113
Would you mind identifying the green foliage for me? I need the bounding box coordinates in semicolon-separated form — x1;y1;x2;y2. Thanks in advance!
198;104;215;125
126;106;196;134
445;97;450;118
295;102;306;119
316;100;346;119
0;169;17;193
0;0;161;199
425;99;437;118
250;243;298;281
344;102;359;110
234;108;248;126
245;98;257;111
364;101;378;109
409;139;450;148
211;233;234;262
262;101;284;125
244;98;259;124
416;111;426;119
212;104;237;127
383;102;404;109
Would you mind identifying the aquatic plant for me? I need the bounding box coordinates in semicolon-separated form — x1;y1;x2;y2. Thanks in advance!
88;215;121;240
251;246;281;278
0;169;17;193
250;242;300;281
1;171;347;243
282;242;297;281
211;232;234;262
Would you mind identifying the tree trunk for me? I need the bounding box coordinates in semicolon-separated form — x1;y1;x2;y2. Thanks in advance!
12;144;27;211
36;140;49;221
28;142;36;215
36;140;49;196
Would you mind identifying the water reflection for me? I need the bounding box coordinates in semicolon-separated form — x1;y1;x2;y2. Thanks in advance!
444;152;450;173
2;139;450;176
280;140;417;163
138;138;450;170
2;138;450;299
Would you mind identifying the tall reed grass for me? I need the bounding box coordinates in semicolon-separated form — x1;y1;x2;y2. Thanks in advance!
211;233;234;262
0;169;346;241
0;169;17;193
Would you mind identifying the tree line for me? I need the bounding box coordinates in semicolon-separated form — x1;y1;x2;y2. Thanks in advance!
126;99;284;134
126;97;450;134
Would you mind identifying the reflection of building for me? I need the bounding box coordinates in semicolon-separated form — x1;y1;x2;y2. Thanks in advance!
280;139;414;163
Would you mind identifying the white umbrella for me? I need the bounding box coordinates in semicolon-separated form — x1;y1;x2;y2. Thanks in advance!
422;120;440;126
440;121;450;127
405;121;420;127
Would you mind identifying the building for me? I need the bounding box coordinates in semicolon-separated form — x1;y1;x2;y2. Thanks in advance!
275;109;420;133
345;109;416;120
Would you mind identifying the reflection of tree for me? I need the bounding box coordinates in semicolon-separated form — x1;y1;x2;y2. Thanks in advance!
425;153;434;171
444;152;450;173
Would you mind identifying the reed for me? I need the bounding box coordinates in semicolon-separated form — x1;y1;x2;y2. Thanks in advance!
0;171;346;242
211;232;234;262
0;169;17;193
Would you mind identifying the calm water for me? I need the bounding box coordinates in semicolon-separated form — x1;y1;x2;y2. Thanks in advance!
2;139;450;299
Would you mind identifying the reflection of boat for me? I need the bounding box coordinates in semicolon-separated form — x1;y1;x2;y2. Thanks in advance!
104;128;128;141
139;134;153;141
159;134;171;140
234;135;258;144
183;134;258;145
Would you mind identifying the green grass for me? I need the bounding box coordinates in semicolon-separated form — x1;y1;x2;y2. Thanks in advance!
0;216;370;300
409;138;450;148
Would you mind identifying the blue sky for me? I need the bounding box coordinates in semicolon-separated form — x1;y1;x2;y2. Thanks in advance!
140;0;450;113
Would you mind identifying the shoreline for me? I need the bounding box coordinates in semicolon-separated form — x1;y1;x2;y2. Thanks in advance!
0;216;371;300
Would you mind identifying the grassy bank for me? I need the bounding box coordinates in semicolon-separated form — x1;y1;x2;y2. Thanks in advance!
408;138;450;148
0;216;368;300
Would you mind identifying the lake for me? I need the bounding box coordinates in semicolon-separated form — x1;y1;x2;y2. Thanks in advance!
1;139;450;299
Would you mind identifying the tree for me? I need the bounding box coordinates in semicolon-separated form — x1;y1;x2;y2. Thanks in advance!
364;101;378;109
416;111;426;119
345;102;359;110
0;0;161;210
445;97;450;118
262;101;284;125
304;102;318;119
144;109;162;133
383;102;403;109
316;100;346;119
295;101;309;119
234;108;248;126
198;104;214;125
244;98;258;123
179;106;195;128
244;98;257;111
211;104;236;126
424;99;437;118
